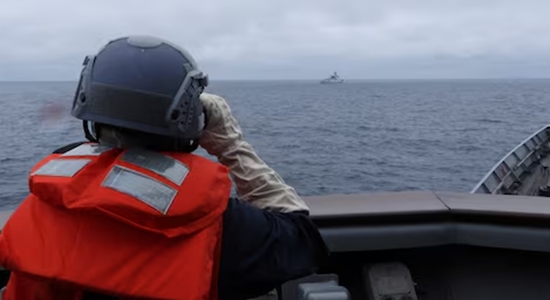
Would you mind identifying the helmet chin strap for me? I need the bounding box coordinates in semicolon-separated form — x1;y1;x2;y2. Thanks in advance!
187;139;200;152
83;120;98;142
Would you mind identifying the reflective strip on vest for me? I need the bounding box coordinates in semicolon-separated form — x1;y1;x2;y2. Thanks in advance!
61;144;113;157
101;165;177;214
121;149;189;185
32;159;91;177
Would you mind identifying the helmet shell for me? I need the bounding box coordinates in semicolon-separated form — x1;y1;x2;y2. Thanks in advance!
71;36;208;141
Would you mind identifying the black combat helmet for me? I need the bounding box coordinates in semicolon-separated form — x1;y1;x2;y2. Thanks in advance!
71;35;209;151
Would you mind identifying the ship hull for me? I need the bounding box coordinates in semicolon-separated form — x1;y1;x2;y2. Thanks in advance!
320;80;344;84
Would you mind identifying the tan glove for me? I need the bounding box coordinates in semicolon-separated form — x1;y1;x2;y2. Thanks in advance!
199;92;309;213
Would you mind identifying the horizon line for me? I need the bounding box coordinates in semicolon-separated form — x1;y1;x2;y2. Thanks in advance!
1;77;550;83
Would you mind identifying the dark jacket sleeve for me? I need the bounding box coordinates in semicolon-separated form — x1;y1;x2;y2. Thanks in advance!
218;198;329;300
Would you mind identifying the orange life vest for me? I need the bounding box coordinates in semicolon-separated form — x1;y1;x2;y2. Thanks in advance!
0;143;232;300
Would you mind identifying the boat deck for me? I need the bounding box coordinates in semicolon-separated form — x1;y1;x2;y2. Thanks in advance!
516;154;550;195
471;125;550;195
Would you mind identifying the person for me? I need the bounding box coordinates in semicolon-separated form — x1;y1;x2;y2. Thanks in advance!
0;36;328;300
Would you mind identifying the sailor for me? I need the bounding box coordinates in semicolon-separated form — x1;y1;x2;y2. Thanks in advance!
0;36;328;300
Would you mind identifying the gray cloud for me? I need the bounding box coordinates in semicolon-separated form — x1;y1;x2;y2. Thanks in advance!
1;0;549;80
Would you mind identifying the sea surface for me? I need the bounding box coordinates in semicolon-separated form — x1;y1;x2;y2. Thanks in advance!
1;79;550;210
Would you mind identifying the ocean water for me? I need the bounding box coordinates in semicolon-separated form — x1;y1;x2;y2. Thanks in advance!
1;79;550;210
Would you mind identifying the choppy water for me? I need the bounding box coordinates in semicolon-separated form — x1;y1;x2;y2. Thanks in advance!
1;80;550;210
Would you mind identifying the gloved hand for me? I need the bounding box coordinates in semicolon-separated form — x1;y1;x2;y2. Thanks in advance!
199;93;243;159
200;92;309;213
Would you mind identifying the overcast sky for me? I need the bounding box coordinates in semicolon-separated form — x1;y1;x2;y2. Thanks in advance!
1;0;549;80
